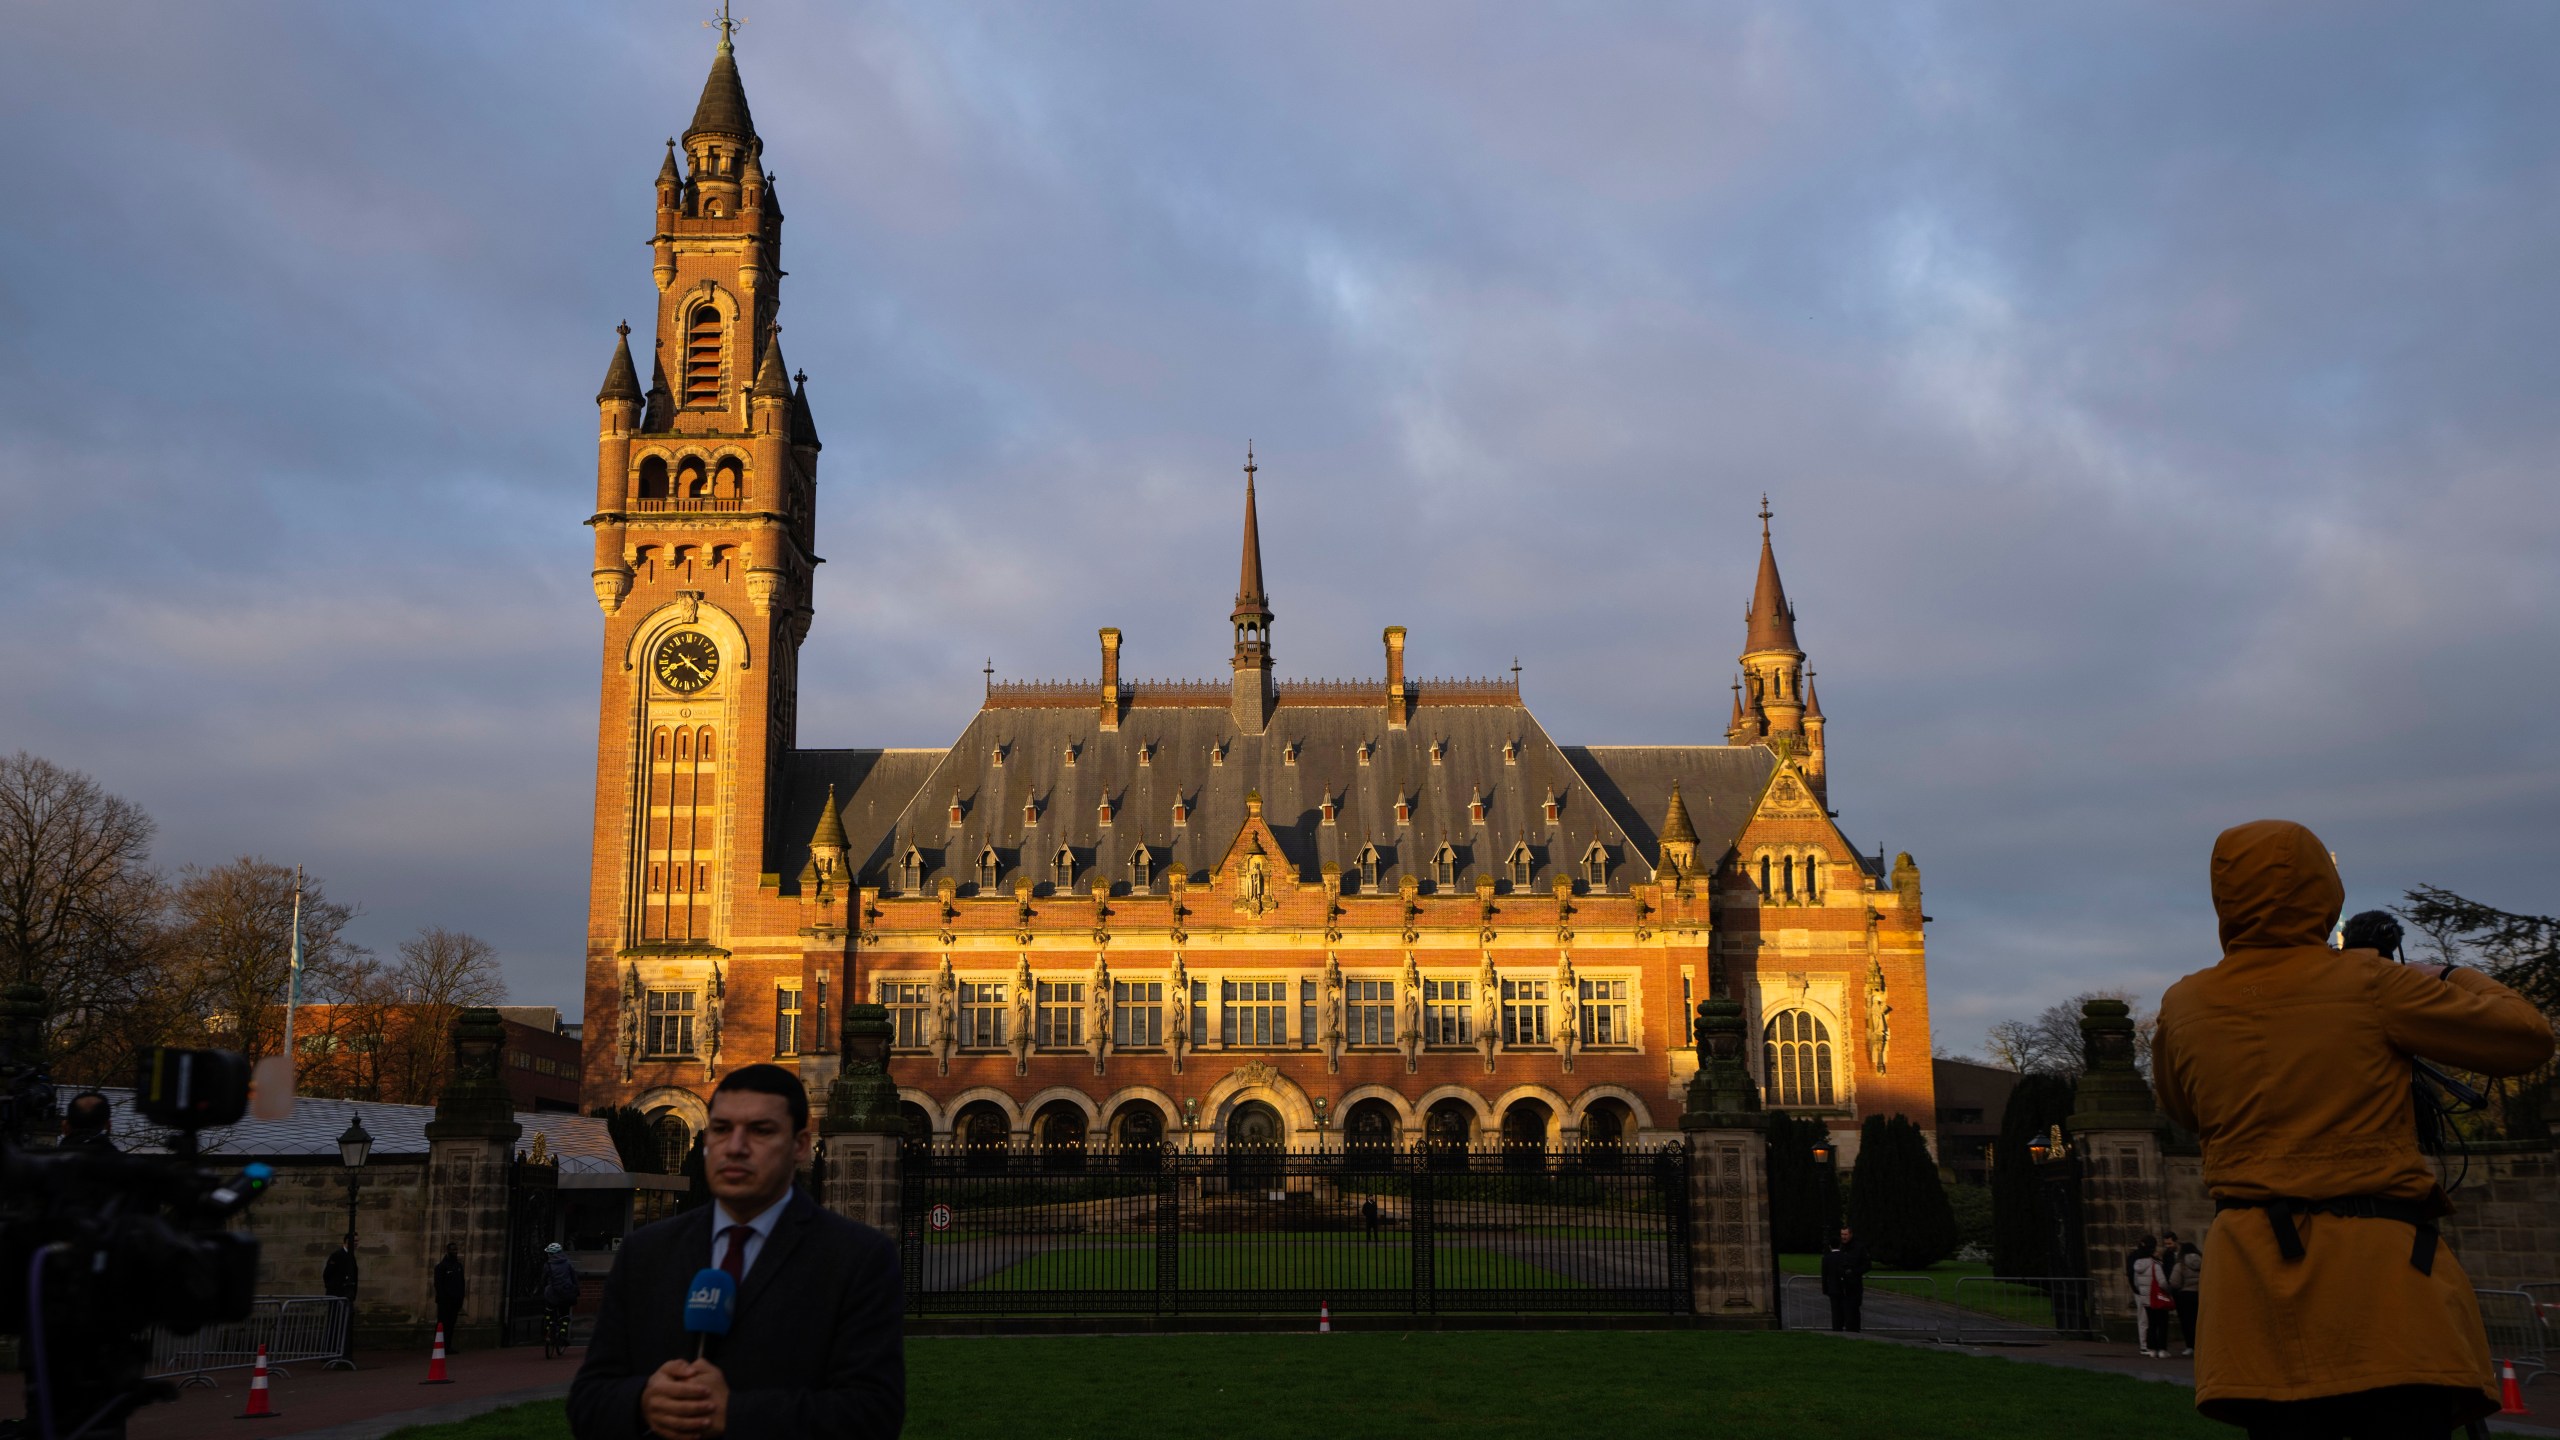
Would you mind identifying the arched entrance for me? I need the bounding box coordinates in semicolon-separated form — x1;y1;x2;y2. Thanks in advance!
1113;1100;1166;1172
1580;1097;1633;1170
1226;1099;1284;1190
954;1100;1011;1171
1342;1098;1400;1172
1501;1099;1552;1172
898;1101;933;1164
647;1109;693;1176
1424;1098;1475;1169
1033;1100;1089;1172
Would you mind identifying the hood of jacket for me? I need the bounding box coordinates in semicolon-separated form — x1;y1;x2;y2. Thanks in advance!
2211;819;2344;951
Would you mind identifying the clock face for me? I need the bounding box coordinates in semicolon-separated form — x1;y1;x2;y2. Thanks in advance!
653;631;720;694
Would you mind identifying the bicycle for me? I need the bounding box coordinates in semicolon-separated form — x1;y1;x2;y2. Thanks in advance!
542;1305;573;1359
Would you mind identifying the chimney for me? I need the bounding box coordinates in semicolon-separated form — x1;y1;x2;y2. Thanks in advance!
1384;625;1408;730
1099;627;1122;732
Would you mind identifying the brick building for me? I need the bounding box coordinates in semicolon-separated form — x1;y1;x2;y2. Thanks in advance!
578;30;1937;1167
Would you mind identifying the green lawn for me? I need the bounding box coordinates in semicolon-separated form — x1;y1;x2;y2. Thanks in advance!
385;1331;2218;1440
967;1240;1576;1291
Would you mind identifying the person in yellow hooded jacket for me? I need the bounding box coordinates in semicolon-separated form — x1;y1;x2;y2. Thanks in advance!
2154;820;2553;1438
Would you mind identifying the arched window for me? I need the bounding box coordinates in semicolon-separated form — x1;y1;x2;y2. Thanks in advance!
1802;855;1818;903
1053;847;1075;889
1758;855;1772;899
651;1112;692;1175
976;849;1000;891
676;457;707;498
652;728;670;761
1356;845;1380;894
899;849;922;894
1508;845;1533;890
714;458;743;497
1128;847;1152;890
684;304;723;404
1763;1010;1836;1108
1782;855;1795;901
1583;843;1608;893
1434;845;1456;890
638;455;669;500
676;729;693;761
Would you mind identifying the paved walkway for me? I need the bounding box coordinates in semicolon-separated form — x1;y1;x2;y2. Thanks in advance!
0;1340;578;1439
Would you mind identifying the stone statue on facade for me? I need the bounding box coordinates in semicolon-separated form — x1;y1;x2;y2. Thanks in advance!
1318;954;1346;1074
1086;954;1112;1075
927;956;958;1077
1166;955;1192;1075
1866;958;1892;1073
700;960;726;1076
618;961;642;1081
1554;954;1579;1074
1008;955;1035;1076
1397;954;1424;1074
1475;953;1501;1074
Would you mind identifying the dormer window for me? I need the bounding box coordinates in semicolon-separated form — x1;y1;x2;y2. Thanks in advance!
1320;793;1338;825
1542;789;1560;825
1063;742;1078;767
977;848;1000;891
1468;790;1486;825
1097;796;1114;826
1172;796;1189;827
1430;739;1445;764
1433;845;1457;890
992;744;1006;768
1023;799;1039;827
1503;739;1519;764
1356;845;1381;894
901;848;924;894
1508;844;1533;890
1211;743;1226;766
1395;795;1411;826
1130;847;1154;891
948;794;964;827
1358;741;1372;765
1582;843;1608;893
1283;743;1299;766
683;304;723;405
1138;743;1153;767
1054;847;1075;888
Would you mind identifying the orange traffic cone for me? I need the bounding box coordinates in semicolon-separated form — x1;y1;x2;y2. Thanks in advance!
238;1344;278;1420
2499;1359;2530;1415
1319;1302;1331;1334
422;1324;453;1384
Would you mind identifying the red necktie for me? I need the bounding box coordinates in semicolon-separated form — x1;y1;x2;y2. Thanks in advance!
720;1224;750;1281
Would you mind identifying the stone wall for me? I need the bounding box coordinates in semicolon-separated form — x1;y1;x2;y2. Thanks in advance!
232;1158;434;1343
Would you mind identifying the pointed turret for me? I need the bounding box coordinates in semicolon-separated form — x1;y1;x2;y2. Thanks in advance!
751;327;792;400
1658;779;1700;877
642;345;676;432
1726;677;1749;743
681;17;759;222
597;322;643;406
1229;445;1275;733
1744;497;1800;656
1740;497;1807;743
789;370;821;451
655;140;683;200
811;785;848;853
684;26;758;147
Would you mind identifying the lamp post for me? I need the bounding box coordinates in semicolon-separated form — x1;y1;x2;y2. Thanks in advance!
334;1116;372;1360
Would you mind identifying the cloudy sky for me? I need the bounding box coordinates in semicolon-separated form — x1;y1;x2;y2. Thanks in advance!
4;3;2553;1052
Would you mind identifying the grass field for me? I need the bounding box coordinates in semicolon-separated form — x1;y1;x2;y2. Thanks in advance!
383;1331;2217;1440
967;1239;1586;1291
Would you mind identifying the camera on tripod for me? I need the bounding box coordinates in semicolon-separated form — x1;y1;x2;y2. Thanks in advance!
3;1047;281;1440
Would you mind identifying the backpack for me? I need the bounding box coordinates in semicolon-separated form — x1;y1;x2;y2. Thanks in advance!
542;1257;580;1308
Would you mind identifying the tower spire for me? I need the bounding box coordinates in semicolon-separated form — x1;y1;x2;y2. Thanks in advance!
1234;442;1269;617
1741;497;1807;746
1229;443;1274;734
1744;495;1799;656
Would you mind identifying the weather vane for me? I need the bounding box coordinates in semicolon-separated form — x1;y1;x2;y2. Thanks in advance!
705;1;747;50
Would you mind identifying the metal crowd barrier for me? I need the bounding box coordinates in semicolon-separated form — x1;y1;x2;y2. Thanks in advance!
2476;1289;2551;1386
1782;1272;2100;1343
147;1296;352;1386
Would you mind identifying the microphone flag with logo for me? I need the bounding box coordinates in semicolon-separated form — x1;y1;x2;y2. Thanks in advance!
683;1267;737;1361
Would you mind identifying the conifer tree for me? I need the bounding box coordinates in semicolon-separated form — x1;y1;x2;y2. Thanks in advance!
1990;1073;2078;1277
1765;1110;1843;1252
1847;1112;1959;1267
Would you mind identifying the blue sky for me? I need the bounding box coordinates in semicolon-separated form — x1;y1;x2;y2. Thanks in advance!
3;3;2553;1052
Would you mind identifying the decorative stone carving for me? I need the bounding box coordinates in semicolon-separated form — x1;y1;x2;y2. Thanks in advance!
1397;954;1424;1075
927;956;957;1077
674;589;702;625
1318;954;1346;1075
618;961;642;1082
1555;954;1579;1075
1008;955;1035;1076
1865;959;1891;1073
700;960;726;1076
1166;956;1193;1075
1475;953;1501;1074
1234;841;1276;918
1086;954;1112;1075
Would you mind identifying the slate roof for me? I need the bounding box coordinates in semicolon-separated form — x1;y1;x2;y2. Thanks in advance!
86;1090;625;1174
776;749;947;882
821;691;1781;899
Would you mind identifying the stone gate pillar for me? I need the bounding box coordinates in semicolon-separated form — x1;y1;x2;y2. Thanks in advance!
819;1003;904;1234
423;1007;522;1351
1682;997;1775;1325
2068;996;2167;1338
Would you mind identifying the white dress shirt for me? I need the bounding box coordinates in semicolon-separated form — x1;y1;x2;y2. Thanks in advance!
710;1190;793;1281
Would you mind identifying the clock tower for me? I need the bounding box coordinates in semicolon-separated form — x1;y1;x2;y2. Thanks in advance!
582;18;822;1108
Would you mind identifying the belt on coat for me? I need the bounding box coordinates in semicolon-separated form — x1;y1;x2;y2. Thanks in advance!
2212;1194;2441;1275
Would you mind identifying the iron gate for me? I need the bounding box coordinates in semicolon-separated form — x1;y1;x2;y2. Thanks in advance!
899;1145;1690;1316
499;1154;560;1345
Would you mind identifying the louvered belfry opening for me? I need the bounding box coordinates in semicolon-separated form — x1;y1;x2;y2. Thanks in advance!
683;304;723;404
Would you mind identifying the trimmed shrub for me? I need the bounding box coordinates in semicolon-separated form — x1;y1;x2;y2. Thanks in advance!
1990;1072;2078;1277
1846;1113;1958;1268
1765;1110;1843;1252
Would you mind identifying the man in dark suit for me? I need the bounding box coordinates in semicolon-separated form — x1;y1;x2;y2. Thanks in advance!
1820;1225;1871;1333
569;1064;904;1440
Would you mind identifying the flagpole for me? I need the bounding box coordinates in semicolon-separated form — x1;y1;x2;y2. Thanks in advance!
280;865;305;1096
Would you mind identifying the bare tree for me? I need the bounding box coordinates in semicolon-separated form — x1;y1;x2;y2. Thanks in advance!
1983;989;2153;1078
0;752;173;1083
381;927;506;1102
168;858;362;1063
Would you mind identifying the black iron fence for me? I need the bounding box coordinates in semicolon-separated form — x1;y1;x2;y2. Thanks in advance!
899;1144;1691;1317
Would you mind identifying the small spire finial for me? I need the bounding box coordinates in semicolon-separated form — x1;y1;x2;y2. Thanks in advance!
1759;493;1772;539
617;320;630;338
705;1;744;52
1244;440;1256;483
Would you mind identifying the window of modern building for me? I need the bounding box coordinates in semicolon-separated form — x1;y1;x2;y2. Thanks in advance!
1764;1009;1836;1108
958;980;1007;1048
1112;979;1162;1047
880;980;929;1048
1578;977;1629;1046
1424;978;1474;1045
1500;976;1550;1045
645;989;696;1057
774;985;802;1057
1223;979;1287;1046
1036;979;1084;1048
1346;978;1395;1045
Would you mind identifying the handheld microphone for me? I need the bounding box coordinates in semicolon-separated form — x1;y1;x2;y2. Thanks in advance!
683;1267;737;1361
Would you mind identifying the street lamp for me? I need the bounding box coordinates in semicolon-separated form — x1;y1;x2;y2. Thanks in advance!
1810;1140;1832;1167
334;1115;372;1361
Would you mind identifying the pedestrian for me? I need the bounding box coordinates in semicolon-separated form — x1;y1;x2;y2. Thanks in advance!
1360;1197;1380;1242
58;1091;115;1150
2154;821;2555;1436
569;1063;903;1439
2133;1238;2177;1358
433;1243;468;1349
2171;1239;2202;1359
1820;1225;1870;1333
323;1235;360;1361
541;1243;582;1358
2126;1232;2155;1302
